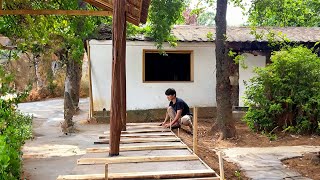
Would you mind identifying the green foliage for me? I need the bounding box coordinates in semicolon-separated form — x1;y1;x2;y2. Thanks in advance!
234;170;242;179
147;0;187;49
0;1;109;65
197;12;215;26
244;46;320;134
228;50;247;69
0;66;32;180
248;0;320;27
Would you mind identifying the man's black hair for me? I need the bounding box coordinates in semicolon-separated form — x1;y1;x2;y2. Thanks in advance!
165;88;176;97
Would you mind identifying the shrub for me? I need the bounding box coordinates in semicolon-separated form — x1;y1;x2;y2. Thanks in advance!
243;46;320;134
0;65;32;180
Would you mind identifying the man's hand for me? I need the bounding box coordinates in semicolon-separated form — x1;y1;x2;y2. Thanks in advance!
164;123;171;128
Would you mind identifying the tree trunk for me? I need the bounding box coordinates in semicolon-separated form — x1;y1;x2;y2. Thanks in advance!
61;0;84;133
213;0;236;140
62;59;79;134
71;59;82;111
109;0;126;156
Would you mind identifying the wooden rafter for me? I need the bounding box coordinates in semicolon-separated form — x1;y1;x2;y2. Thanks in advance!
84;0;142;25
0;10;112;16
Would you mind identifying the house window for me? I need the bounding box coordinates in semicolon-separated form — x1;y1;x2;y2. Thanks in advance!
143;50;194;82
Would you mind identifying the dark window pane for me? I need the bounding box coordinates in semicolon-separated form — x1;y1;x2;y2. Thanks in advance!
144;52;191;81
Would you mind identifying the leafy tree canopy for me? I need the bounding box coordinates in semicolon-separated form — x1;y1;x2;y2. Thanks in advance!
248;0;320;27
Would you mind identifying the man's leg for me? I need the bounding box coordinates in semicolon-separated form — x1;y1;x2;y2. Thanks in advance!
167;107;180;129
180;115;193;133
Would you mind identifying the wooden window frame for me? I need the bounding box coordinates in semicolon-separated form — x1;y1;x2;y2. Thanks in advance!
142;50;194;83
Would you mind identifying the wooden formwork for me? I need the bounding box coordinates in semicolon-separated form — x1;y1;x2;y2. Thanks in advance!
57;121;223;180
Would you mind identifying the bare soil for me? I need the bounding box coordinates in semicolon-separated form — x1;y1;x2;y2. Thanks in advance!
174;118;320;180
283;152;320;180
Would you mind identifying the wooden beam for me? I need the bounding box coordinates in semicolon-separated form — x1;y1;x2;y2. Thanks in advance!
107;170;217;179
127;122;160;127
77;154;198;165
104;129;170;134
57;170;217;180
87;144;188;153
99;133;174;139
84;0;140;25
95;137;180;144
218;151;225;180
0;10;112;16
86;40;94;118
120;9;127;131
126;125;162;129
193;107;198;154
109;0;126;156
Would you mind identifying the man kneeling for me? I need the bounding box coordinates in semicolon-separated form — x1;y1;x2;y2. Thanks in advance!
160;88;193;133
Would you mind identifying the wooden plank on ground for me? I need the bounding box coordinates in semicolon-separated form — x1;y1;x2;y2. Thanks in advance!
99;133;174;139
87;144;188;153
94;137;179;144
126;125;163;129
127;122;160;126
57;169;217;180
104;129;170;134
165;178;220;180
77;154;198;165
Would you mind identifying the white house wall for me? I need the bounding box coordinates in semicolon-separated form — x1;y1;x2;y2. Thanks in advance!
239;53;266;107
89;40;217;111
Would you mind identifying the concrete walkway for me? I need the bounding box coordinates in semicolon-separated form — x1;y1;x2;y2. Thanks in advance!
217;146;320;180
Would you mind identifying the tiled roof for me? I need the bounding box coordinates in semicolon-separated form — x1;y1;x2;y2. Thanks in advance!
173;26;320;42
132;25;320;43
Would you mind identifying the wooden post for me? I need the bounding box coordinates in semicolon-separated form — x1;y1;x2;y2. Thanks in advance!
120;18;127;131
193;107;198;154
105;163;108;180
218;151;225;180
86;40;94;119
109;0;126;156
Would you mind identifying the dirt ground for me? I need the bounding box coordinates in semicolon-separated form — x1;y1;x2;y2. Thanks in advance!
174;119;320;180
283;153;320;180
19;99;320;180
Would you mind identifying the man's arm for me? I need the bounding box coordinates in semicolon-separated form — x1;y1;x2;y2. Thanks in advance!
160;112;169;126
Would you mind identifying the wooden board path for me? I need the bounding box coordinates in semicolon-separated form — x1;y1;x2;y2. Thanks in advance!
57;122;221;180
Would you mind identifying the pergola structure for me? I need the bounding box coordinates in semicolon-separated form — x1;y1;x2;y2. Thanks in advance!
0;0;151;156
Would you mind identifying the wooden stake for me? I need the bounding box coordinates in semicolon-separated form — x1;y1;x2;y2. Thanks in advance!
77;155;198;165
87;40;94;119
193;107;198;154
109;0;127;156
86;144;188;153
105;163;108;180
218;151;225;180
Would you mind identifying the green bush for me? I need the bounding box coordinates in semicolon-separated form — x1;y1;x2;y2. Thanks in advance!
0;65;32;180
244;46;320;134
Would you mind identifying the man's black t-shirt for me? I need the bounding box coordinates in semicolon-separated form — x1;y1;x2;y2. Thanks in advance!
169;98;192;116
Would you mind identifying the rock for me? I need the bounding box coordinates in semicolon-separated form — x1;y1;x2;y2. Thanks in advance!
310;153;320;165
